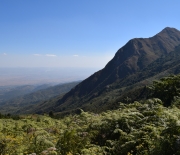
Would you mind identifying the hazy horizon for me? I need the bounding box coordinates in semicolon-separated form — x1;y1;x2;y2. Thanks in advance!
0;67;100;86
1;1;180;68
1;1;180;86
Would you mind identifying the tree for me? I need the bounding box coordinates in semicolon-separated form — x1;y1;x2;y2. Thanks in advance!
49;111;54;118
149;75;180;106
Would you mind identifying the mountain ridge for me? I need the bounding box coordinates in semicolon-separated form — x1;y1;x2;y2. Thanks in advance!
4;27;180;115
56;27;180;107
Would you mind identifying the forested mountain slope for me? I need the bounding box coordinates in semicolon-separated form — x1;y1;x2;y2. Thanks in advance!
5;27;180;115
1;74;180;154
61;27;180;100
50;45;180;115
0;84;52;103
0;81;80;114
33;27;180;115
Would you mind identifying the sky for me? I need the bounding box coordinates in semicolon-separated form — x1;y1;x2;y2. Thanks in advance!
0;0;180;69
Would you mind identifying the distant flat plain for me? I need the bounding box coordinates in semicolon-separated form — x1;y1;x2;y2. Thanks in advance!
0;67;99;86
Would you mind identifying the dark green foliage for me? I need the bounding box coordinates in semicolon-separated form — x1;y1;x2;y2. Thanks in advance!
0;113;20;120
49;111;54;118
149;75;180;106
56;129;88;155
0;139;6;155
2;70;180;154
1;99;180;154
152;120;180;155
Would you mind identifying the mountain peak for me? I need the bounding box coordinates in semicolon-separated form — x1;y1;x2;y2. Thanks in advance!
163;27;179;31
157;27;180;36
45;27;180;114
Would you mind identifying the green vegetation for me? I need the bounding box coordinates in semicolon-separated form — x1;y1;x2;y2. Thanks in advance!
1;100;180;154
148;75;180;106
0;81;80;114
1;74;180;154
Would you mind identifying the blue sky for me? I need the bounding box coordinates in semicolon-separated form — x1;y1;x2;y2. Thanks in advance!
0;0;180;68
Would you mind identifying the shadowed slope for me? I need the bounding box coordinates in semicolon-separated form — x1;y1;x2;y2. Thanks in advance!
15;27;180;115
58;28;180;105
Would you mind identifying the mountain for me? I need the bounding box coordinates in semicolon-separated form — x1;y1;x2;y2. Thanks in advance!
0;84;52;103
11;27;180;115
63;27;180;97
0;81;80;114
48;27;180;111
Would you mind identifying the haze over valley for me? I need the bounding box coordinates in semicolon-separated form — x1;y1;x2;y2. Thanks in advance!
0;67;99;86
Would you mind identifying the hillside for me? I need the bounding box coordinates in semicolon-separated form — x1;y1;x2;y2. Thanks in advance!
25;27;180;115
1;74;180;154
5;27;180;115
1;79;180;154
29;44;180;115
62;27;180;97
0;84;52;103
0;81;80;114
